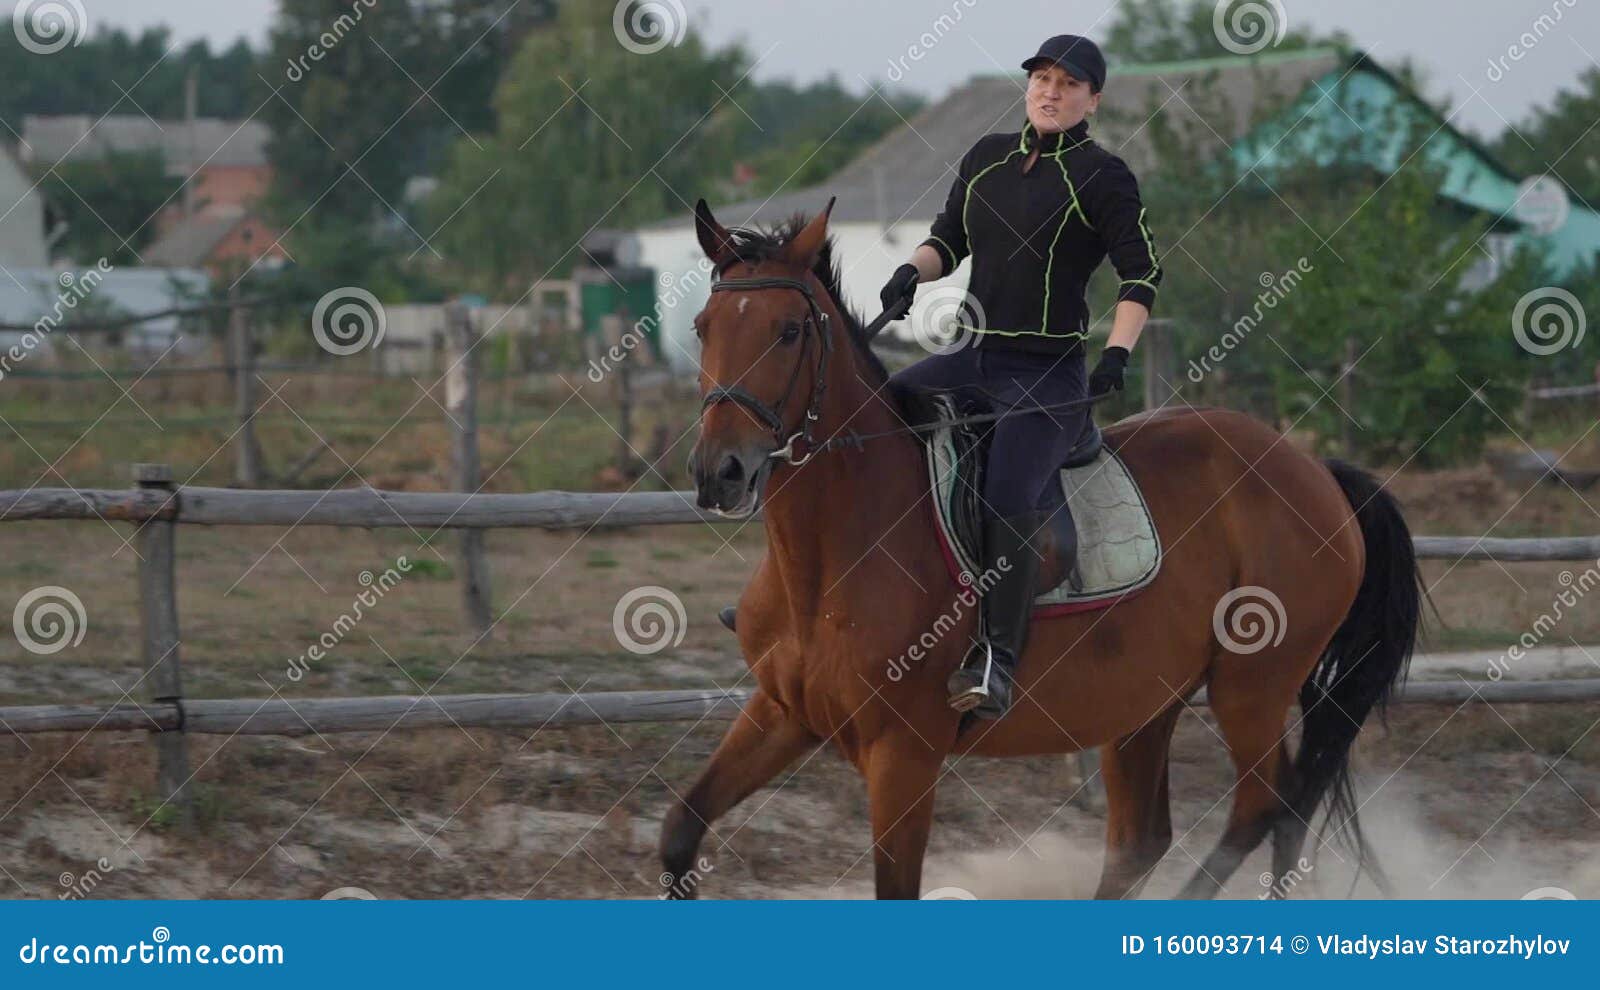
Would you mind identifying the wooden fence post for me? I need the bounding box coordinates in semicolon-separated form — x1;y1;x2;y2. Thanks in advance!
134;463;193;827
230;287;263;487
447;302;493;636
1142;320;1176;410
1340;335;1358;458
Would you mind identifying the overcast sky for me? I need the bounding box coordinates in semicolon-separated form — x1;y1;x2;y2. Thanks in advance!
94;0;1598;141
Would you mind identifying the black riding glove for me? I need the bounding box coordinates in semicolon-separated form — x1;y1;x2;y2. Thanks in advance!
1089;346;1130;397
879;263;920;313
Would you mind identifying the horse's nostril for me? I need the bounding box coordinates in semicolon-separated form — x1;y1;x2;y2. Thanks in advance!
717;454;745;484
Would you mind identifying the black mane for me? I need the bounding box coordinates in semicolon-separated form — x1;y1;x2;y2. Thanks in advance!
717;213;890;385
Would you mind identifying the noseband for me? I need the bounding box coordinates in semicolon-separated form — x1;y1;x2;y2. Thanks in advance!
700;274;833;466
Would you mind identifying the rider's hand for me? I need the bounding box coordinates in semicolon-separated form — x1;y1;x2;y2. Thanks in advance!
1089;346;1130;397
879;263;920;313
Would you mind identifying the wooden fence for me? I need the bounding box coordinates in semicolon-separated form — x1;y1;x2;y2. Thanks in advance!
2;473;1599;824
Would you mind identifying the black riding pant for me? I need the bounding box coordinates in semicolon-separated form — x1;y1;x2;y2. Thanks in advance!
888;343;1092;517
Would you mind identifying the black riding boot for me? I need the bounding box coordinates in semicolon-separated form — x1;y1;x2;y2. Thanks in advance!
946;510;1049;719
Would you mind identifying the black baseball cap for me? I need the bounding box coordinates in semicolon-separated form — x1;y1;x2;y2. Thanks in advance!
1021;34;1107;92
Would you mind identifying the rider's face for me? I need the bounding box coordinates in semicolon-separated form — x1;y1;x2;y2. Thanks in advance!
1025;65;1099;133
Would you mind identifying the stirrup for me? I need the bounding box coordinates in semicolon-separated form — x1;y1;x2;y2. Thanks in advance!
947;642;996;712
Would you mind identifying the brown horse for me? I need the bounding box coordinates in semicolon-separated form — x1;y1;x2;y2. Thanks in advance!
663;199;1422;899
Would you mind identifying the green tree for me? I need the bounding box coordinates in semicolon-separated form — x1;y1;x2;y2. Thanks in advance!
36;151;183;266
0;27;261;122
426;0;748;293
1495;66;1600;207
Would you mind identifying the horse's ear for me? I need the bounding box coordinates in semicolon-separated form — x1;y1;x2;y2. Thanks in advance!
781;196;835;269
694;198;736;268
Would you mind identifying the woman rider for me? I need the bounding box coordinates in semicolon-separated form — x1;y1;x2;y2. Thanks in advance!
883;34;1162;720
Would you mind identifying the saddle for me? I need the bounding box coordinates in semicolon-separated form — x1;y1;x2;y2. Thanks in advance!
910;389;1162;616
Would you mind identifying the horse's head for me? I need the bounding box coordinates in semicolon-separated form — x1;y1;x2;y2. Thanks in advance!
689;197;840;516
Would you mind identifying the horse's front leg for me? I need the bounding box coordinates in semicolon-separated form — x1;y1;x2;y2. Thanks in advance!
659;690;817;898
864;733;947;899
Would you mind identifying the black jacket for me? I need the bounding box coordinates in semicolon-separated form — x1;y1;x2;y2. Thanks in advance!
921;118;1162;355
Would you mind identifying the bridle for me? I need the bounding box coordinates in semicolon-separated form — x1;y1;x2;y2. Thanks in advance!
700;273;834;466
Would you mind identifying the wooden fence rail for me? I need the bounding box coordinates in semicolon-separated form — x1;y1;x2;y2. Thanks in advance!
2;470;1597;825
3;483;1600;561
3;678;1598;739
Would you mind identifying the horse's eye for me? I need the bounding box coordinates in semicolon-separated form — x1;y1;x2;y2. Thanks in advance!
779;321;802;343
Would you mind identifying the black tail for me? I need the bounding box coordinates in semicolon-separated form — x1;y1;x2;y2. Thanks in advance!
1289;459;1423;887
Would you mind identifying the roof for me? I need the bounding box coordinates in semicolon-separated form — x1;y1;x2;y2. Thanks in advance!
649;47;1345;230
142;208;250;267
19;115;270;171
